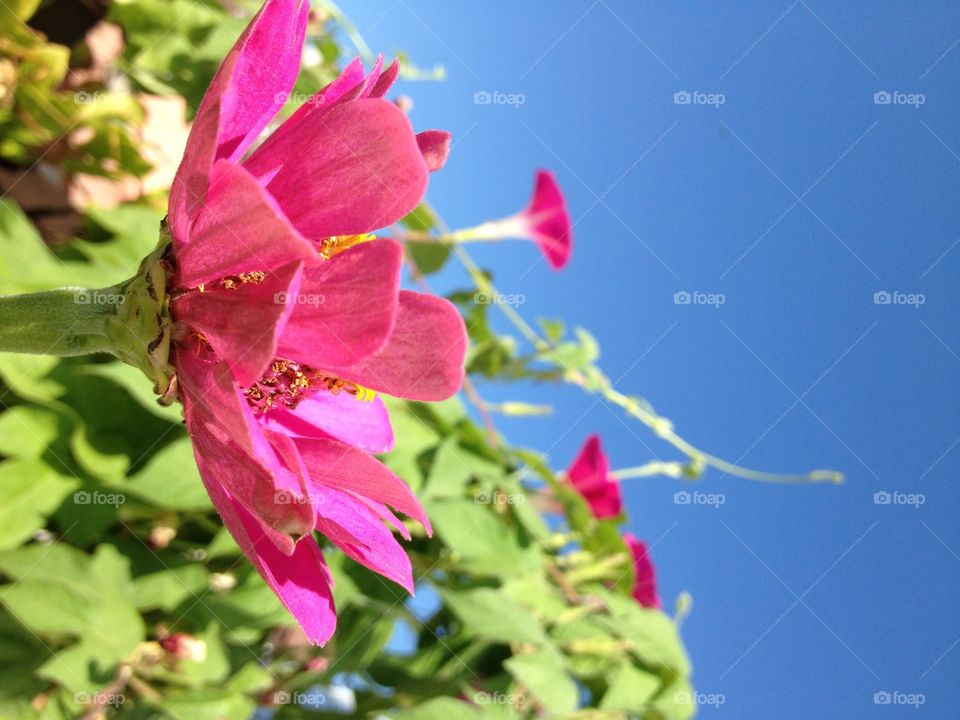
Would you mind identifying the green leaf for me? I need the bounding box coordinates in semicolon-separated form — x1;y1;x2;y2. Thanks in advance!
600;662;662;712
0;459;78;550
132;563;209;612
0;405;62;458
439;587;549;646
80;362;182;422
504;647;578;714
0;543;145;691
154;690;255;720
426;499;540;576
389;697;486;720
424;438;503;500
0;353;64;402
0;607;47;700
593;589;690;675
123;437;209;510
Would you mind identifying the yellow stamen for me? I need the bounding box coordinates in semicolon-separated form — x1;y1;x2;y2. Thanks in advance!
319;234;375;260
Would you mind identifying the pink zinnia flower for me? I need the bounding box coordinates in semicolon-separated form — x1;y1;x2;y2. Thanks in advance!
566;434;623;519
623;533;661;609
165;0;466;644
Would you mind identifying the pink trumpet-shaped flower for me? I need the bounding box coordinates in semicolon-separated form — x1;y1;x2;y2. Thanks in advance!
474;170;572;269
166;0;466;644
566;434;623;519
623;533;661;609
516;170;573;270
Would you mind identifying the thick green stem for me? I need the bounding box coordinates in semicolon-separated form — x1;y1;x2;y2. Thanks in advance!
0;286;123;357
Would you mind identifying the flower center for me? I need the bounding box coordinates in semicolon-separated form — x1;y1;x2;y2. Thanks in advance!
243;358;374;414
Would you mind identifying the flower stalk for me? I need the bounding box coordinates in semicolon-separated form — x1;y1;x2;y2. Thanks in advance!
0;233;176;401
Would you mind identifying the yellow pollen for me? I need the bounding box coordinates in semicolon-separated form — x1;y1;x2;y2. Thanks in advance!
319;234;375;260
243;358;377;413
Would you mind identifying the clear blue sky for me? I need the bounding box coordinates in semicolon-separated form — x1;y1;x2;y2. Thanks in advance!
338;2;960;716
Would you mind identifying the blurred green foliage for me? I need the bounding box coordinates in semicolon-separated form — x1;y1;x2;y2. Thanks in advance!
0;2;694;719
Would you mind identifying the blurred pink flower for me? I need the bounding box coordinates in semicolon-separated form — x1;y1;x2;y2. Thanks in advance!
516;170;572;269
451;170;572;269
623;532;661;609
566;434;623;519
166;0;465;644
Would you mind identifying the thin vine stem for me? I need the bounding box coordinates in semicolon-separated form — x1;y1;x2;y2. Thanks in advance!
403;202;843;485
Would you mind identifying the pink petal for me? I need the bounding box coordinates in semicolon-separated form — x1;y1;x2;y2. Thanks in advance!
351;496;411;540
172;261;303;386
624;533;661;609
244;99;429;240
275;239;402;368
169;0;308;245
260;390;395;454
567;434;623;519
369;59;400;98
294;437;430;533
310;483;414;592
416;130;451;172
524;170;572;270
256;58;367;159
198;455;336;644
179;357;314;549
174;161;317;288
324;290;466;402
